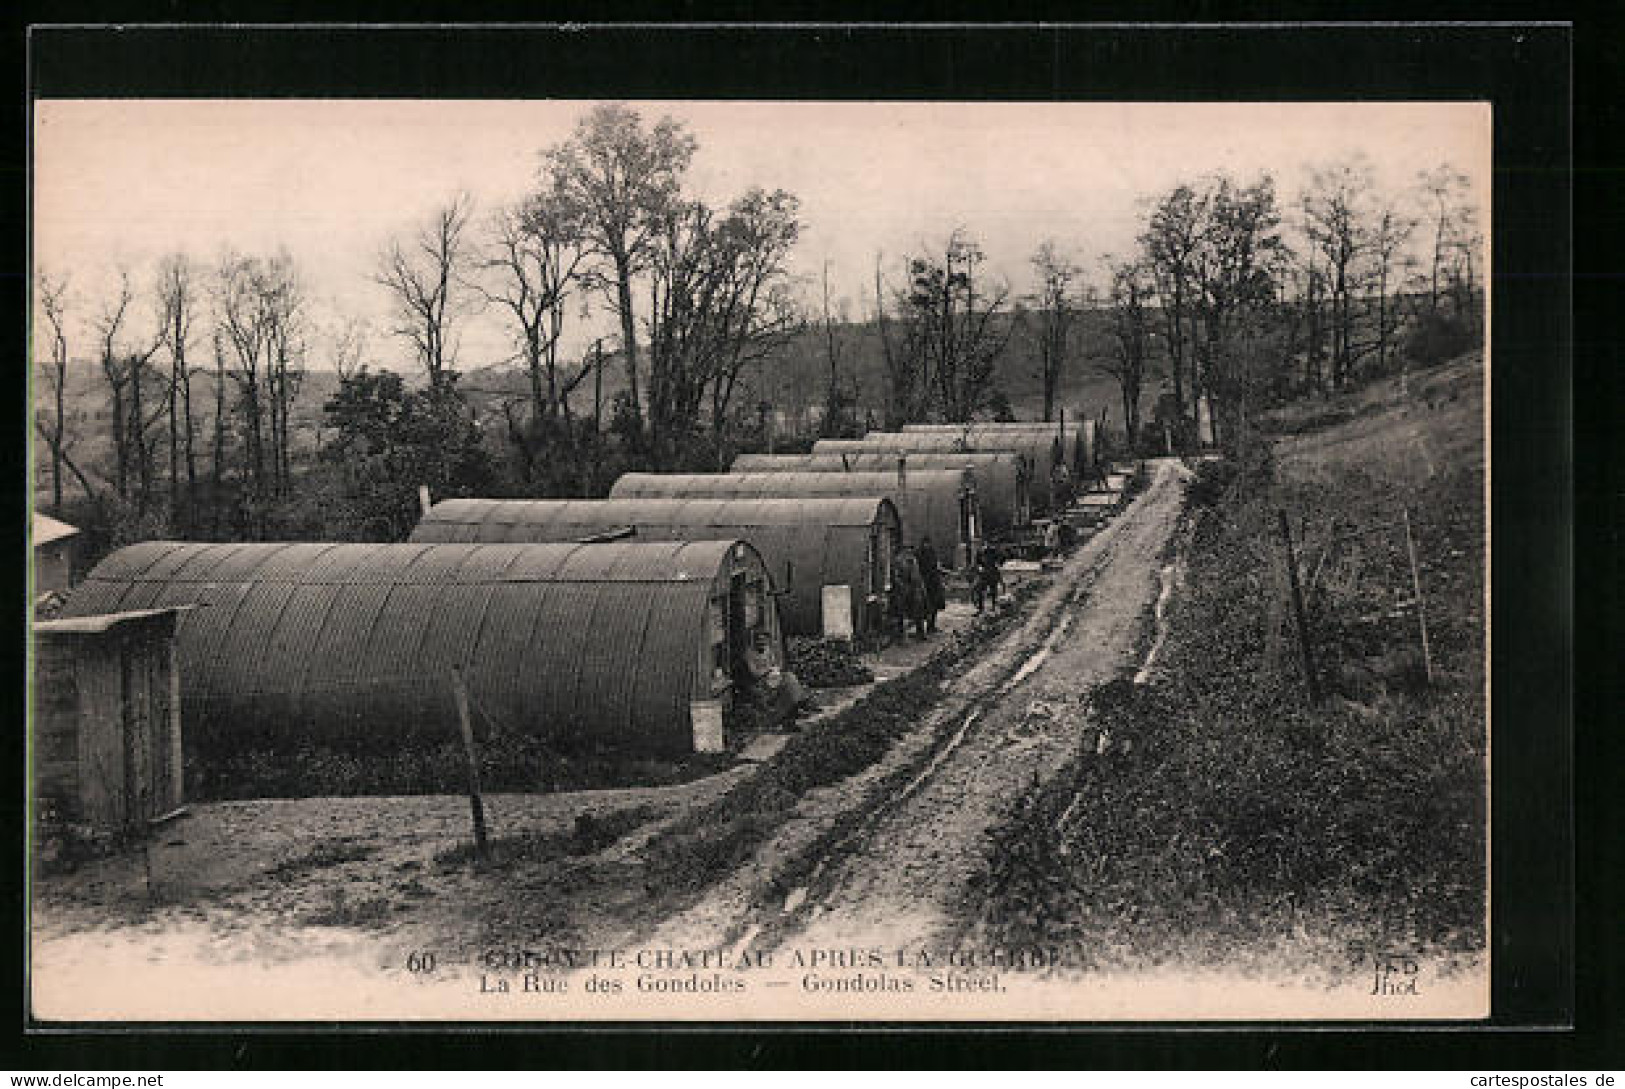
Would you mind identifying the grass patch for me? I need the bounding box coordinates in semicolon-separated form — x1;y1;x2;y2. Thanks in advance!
188;732;733;802
435;804;664;870
263;839;376;881
300;887;396;928
969;433;1486;971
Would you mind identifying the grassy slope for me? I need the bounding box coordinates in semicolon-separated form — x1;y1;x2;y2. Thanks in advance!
966;351;1487;976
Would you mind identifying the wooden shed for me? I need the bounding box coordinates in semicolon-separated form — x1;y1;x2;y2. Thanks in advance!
62;540;783;758
729;450;1031;532
33;513;80;601
410;496;902;638
33;608;186;840
609;469;981;565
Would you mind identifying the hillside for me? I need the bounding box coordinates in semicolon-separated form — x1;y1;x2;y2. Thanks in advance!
462;307;1164;434
973;348;1487;977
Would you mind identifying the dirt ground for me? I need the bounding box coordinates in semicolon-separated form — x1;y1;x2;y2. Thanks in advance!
30;467;1180;1021
636;460;1190;959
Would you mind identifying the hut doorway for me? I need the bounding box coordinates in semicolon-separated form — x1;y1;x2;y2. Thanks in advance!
727;571;752;687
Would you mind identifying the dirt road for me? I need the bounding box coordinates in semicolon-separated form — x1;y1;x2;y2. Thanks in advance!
640;458;1193;957
31;461;1192;1021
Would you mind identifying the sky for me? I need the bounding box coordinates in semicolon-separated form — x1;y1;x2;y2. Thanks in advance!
33;99;1491;371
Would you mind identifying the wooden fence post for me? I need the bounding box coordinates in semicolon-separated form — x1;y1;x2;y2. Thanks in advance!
1401;507;1435;684
451;667;489;860
1277;508;1323;706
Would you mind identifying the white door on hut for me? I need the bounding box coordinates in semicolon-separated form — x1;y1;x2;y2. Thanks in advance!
956;474;980;566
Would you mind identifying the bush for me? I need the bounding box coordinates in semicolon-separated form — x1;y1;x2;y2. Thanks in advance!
1186;458;1238;509
786;637;875;688
1402;310;1478;369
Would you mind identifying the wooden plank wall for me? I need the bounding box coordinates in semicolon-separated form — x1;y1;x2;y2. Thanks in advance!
73;640;126;833
33;642;81;816
35;617;184;838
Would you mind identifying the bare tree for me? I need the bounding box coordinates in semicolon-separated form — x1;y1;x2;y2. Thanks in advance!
906;230;1014;422
260;251;306;497
155;253;199;526
1141;185;1206;425
1190;174;1285;450
208;329;229;533
1368;202;1417;376
477;195;592;425
818;261;857;437
546;103;697;432
1100;259;1154;450
874;252;923;429
36;272;71;509
94;267;164;507
1302;159;1374;389
375;191;476;390
1029;240;1081;423
1417;164;1473;318
214;250;271;509
331;315;370;382
643;188;803;455
34;272;98;509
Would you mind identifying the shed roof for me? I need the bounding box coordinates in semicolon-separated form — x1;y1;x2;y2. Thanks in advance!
33;606;189;636
32;513;79;547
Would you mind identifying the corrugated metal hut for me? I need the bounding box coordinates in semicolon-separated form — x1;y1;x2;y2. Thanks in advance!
900;421;1085;475
608;469;980;564
61;540;784;758
813;432;1067;512
33;607;186;839
729;451;1030;532
410;497;901;638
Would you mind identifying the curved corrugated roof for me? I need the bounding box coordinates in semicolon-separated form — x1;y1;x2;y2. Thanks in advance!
728;452;1029;531
411;498;901;636
899;421;1095;470
422;496;889;534
63;540;774;756
812;433;1068;510
608;470;975;558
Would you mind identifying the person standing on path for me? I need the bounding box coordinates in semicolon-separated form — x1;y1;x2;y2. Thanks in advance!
916;535;946;634
971;547;1004;613
890;547;929;640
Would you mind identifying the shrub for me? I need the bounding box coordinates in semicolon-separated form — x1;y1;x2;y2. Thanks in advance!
1402;310;1478;369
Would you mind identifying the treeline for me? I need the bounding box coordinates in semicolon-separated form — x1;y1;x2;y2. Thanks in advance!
34;105;1482;566
33;104;809;555
1093;159;1482;453
848;156;1480;455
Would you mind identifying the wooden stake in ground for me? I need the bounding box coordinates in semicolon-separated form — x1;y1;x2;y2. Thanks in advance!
451;667;489;860
1401;507;1435;684
1277;508;1323;706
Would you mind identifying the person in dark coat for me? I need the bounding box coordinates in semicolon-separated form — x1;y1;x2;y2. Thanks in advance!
916;536;946;633
890;547;929;640
971;548;1004;613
